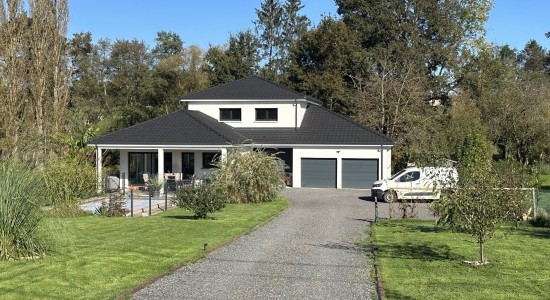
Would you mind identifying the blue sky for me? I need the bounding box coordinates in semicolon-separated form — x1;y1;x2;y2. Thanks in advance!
67;1;550;51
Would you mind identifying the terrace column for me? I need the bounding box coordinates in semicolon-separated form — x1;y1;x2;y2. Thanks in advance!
96;147;103;194
158;148;164;193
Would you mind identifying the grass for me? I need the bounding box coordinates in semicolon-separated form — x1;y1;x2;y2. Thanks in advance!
372;220;550;300
0;197;288;299
541;174;550;188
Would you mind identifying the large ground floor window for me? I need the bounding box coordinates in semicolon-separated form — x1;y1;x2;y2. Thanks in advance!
182;152;194;178
129;152;158;185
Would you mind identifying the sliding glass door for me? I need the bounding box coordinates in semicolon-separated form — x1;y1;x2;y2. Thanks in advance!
128;152;158;185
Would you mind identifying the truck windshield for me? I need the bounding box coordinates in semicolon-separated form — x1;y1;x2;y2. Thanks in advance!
389;169;407;180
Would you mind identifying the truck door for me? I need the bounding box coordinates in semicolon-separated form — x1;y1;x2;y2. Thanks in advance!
394;171;421;199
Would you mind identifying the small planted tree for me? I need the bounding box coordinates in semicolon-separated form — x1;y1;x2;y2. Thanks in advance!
431;134;532;265
0;159;48;260
210;146;285;203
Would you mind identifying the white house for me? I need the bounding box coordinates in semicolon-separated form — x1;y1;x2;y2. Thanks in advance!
88;76;394;190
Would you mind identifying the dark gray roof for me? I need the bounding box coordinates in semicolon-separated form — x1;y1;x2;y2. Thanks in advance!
89;106;394;147
237;107;395;145
180;76;322;104
88;110;249;146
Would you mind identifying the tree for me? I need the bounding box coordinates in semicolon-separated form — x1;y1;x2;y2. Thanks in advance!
152;31;184;60
0;0;71;162
254;0;284;78
431;134;533;264
204;30;260;85
461;45;550;163
518;39;548;73
108;39;154;107
289;17;359;113
288;0;493;167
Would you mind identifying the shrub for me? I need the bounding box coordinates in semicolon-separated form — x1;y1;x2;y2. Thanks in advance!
529;212;550;228
42;158;97;215
94;200;127;217
173;184;225;218
209;147;285;203
0;159;48;260
539;164;550;175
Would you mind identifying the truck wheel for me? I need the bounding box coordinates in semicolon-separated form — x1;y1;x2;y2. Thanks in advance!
383;190;397;203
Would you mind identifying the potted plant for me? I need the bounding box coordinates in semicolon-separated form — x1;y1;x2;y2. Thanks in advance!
147;176;165;197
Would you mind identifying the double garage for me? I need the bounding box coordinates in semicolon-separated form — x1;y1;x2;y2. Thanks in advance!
301;158;379;189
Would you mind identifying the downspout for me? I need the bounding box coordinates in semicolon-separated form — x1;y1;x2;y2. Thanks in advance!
380;144;384;179
294;98;298;130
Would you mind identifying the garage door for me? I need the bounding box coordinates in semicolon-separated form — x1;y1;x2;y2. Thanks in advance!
342;159;378;189
301;158;336;188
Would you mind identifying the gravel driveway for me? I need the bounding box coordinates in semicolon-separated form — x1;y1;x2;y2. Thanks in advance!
133;188;378;300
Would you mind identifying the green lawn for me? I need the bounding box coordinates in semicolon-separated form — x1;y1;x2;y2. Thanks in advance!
372;220;550;300
0;197;288;299
541;174;550;188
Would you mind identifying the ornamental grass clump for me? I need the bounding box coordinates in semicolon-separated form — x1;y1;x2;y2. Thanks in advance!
0;159;48;260
42;158;97;215
210;147;285;204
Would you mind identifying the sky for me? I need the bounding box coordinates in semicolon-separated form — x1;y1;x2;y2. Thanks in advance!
67;1;550;51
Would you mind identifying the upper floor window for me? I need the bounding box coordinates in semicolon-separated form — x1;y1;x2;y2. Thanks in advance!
256;108;278;121
220;108;241;121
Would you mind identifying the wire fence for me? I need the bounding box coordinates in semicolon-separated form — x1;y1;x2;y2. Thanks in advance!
535;189;550;215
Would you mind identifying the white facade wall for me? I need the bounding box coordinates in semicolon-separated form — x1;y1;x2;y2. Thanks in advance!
292;146;392;189
188;100;308;128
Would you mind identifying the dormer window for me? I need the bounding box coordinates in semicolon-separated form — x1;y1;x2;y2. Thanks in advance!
220;108;241;121
256;108;278;121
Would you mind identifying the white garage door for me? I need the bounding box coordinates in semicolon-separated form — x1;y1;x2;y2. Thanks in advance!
301;158;336;188
342;159;378;189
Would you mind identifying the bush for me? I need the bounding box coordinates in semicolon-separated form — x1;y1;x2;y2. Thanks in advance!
173;184;225;219
529;212;550;228
0;159;48;260
94;199;127;217
539;165;550;175
42;158;97;215
209;147;285;203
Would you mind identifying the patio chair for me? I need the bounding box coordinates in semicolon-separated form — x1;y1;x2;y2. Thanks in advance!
143;173;150;190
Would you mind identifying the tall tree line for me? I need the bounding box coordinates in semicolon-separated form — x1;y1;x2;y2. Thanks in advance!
0;0;70;162
0;0;548;168
285;0;550;166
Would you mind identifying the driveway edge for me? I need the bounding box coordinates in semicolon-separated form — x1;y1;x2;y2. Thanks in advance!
117;198;291;300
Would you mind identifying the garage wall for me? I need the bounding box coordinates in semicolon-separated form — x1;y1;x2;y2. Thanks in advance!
292;146;392;189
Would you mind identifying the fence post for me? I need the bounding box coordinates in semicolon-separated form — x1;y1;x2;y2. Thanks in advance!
121;172;126;195
374;196;379;222
164;183;168;211
148;189;152;217
130;186;134;217
533;188;537;218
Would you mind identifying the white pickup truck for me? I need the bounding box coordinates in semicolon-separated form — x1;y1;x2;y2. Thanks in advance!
371;167;458;202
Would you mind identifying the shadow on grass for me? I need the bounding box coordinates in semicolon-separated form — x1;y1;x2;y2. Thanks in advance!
384;289;417;300
380;222;447;234
162;215;204;220
379;241;464;262
513;226;550;239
